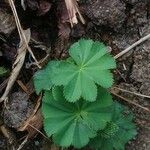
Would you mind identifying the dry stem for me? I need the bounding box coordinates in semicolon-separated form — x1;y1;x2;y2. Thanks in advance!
8;0;41;68
112;86;150;99
111;91;150;112
114;33;150;59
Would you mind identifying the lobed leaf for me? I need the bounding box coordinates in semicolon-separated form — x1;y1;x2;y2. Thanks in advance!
51;39;116;102
89;102;137;150
42;87;112;148
33;61;59;94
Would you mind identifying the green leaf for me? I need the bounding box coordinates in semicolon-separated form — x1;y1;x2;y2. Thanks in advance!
0;67;7;77
33;61;59;94
52;86;64;101
63;74;82;102
51;39;116;102
42;87;112;148
89;102;137;150
52;61;78;86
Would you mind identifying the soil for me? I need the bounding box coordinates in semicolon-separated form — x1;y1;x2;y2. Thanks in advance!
3;91;34;129
0;0;149;150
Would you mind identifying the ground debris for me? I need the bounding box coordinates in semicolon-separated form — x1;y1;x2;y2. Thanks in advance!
0;8;16;35
3;91;34;129
85;0;126;31
25;0;52;16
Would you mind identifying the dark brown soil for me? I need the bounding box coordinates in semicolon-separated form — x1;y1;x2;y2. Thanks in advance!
0;0;149;149
3;91;34;128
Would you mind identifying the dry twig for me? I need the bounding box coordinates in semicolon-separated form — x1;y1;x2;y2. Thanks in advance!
8;0;40;68
0;29;31;103
17;80;30;95
111;91;150;112
112;86;150;99
16;136;28;150
114;33;150;59
0;79;8;93
65;0;85;27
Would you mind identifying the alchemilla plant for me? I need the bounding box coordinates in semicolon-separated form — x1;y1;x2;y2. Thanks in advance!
34;39;137;149
89;102;137;150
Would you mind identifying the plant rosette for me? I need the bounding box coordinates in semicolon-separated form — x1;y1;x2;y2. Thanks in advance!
42;87;113;148
34;39;116;102
51;39;116;102
89;102;137;150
